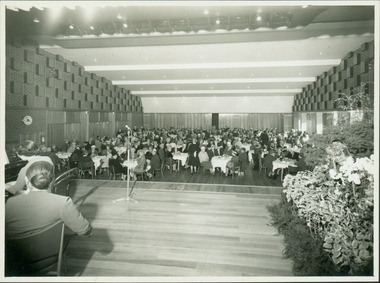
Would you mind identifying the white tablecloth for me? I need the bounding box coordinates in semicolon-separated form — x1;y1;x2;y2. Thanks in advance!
272;158;297;172
18;155;38;161
122;159;138;170
285;144;301;154
92;156;106;168
211;155;232;173
56;152;71;159
114;146;127;155
172;152;188;165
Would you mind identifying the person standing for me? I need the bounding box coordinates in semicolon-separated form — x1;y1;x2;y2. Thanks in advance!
187;138;200;174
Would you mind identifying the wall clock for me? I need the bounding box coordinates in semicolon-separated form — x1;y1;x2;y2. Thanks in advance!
22;115;33;125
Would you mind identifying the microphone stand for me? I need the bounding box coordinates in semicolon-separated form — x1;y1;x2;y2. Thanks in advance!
113;128;138;204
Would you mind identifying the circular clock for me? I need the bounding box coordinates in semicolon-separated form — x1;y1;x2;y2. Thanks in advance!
22;115;33;125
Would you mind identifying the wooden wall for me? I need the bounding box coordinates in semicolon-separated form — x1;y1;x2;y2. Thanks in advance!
143;113;286;131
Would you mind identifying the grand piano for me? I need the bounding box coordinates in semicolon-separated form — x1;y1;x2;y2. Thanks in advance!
4;149;28;183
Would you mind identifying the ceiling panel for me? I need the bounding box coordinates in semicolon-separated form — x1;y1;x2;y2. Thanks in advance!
6;3;375;98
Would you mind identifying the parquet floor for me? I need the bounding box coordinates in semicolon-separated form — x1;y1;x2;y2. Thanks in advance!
64;180;293;278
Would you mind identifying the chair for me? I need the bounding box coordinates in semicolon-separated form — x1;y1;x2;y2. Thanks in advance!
259;157;267;175
134;162;148;181
231;163;241;179
99;156;110;176
109;164;123;180
153;161;165;179
51;168;78;197
5;221;73;276
163;158;173;174
78;159;95;179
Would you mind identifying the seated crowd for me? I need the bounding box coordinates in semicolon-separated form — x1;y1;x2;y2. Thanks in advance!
10;126;311;185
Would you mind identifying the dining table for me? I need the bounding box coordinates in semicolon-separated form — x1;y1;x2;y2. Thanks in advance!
172;152;188;171
272;158;297;181
211;155;232;174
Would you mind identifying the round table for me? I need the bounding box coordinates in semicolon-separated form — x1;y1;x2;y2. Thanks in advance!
172;152;189;171
211;155;232;173
272;158;297;180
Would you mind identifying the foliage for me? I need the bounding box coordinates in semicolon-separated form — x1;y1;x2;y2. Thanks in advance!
302;82;374;167
282;148;374;275
267;194;340;276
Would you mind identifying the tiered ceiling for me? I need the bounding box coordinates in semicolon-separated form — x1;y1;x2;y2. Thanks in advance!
6;2;375;98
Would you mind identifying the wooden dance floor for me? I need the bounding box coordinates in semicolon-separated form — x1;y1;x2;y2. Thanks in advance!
64;180;293;277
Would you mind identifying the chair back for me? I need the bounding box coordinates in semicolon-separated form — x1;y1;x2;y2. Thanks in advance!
5;221;68;276
52;168;78;196
78;159;94;170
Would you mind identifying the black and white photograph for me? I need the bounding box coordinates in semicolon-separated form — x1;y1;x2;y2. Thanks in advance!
1;0;378;281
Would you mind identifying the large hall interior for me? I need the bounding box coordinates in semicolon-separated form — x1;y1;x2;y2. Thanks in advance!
1;1;378;281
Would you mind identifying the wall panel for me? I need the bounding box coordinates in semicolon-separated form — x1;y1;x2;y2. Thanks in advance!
143;113;285;131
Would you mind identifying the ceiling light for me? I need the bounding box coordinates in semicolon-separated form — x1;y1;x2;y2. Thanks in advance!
215;19;220;25
256;15;262;21
123;23;128;28
69;24;74;30
33;18;40;23
203;9;209;15
90;25;94;30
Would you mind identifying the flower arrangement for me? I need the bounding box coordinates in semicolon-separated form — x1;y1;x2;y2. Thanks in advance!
282;144;374;274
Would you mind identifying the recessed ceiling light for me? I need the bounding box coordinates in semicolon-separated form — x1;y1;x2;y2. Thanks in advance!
123;23;128;28
203;9;209;15
69;24;74;29
256;15;262;21
215;19;220;25
33;18;40;23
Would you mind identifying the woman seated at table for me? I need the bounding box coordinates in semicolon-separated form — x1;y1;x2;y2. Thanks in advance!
149;149;162;175
224;141;234;156
288;154;308;175
68;146;83;168
198;146;213;173
130;150;147;180
225;151;239;176
109;154;128;180
263;150;277;178
164;145;177;172
238;148;249;177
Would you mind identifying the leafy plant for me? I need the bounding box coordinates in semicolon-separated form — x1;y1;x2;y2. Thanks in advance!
282;152;374;275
